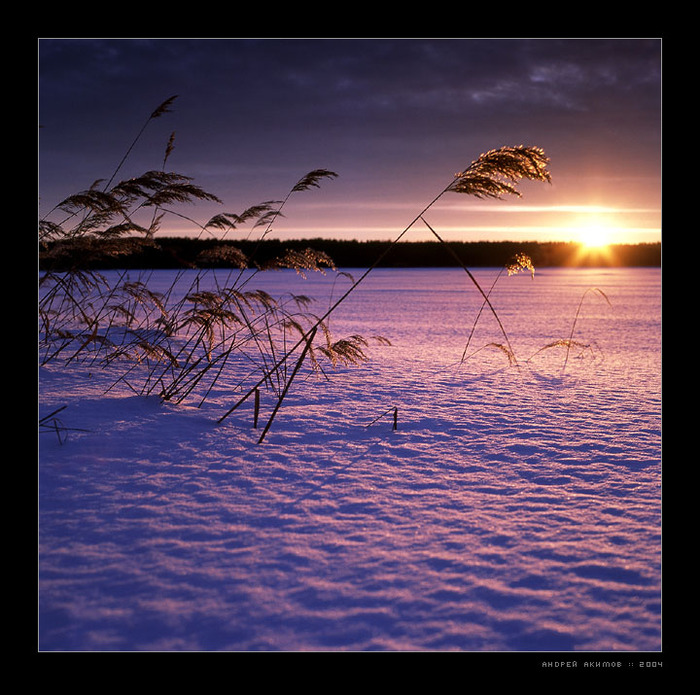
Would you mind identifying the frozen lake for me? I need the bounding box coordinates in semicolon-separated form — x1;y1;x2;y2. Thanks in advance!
39;266;662;652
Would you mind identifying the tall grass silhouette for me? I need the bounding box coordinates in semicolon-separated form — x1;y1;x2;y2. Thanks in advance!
526;286;611;371
39;98;392;434
40;97;553;441
216;145;552;436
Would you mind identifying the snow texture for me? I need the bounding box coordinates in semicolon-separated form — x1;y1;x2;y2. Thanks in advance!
39;267;661;652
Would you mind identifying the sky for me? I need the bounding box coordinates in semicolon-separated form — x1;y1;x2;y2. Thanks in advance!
38;38;662;246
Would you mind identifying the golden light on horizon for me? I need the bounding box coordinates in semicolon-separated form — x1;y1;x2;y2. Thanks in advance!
568;219;620;265
564;212;622;264
566;209;623;248
577;223;613;249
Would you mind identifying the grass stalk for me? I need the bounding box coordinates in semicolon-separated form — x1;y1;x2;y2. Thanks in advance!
419;216;517;363
219;146;551;428
563;287;611;371
257;326;317;444
41;100;553;443
365;405;398;431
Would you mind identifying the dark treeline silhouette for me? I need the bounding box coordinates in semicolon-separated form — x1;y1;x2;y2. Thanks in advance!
39;237;661;271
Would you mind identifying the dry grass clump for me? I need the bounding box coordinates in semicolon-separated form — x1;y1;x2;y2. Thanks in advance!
526;287;611;370
39;99;390;431
448;146;551;198
40;98;559;441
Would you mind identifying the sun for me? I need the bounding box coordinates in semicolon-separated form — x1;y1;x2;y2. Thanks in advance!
571;221;617;265
578;224;612;248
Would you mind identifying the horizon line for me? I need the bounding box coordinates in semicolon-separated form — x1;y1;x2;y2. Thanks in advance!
154;234;661;246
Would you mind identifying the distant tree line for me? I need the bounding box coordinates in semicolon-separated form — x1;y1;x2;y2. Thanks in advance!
39;236;661;271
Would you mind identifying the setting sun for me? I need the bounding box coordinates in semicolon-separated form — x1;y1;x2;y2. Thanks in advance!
578;224;612;248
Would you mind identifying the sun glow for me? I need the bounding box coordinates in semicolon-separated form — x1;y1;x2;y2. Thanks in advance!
578;224;612;248
570;219;619;265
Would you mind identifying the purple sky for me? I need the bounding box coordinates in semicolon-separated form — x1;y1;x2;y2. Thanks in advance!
39;38;661;245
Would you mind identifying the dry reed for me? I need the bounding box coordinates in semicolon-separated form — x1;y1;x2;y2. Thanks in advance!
40;98;555;441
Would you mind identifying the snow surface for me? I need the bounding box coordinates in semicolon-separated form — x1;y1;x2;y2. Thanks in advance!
39;267;662;652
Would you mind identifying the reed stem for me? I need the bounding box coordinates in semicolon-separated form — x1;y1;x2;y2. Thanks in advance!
257;327;317;444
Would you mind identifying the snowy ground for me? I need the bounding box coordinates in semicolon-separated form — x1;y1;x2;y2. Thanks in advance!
38;267;662;653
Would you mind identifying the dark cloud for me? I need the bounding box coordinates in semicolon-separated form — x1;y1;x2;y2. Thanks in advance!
39;38;661;242
40;38;660;127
